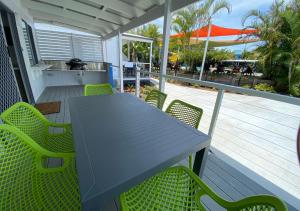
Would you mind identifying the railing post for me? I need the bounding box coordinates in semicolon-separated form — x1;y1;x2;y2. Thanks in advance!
208;89;224;138
135;68;140;98
194;89;224;178
118;30;124;93
149;42;153;73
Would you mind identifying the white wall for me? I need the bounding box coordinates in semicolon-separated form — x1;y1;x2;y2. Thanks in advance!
103;36;121;88
103;36;119;66
1;0;45;102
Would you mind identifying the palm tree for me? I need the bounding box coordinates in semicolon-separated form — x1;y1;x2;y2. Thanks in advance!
197;0;232;80
124;24;161;63
242;1;286;77
138;24;161;62
243;0;300;95
172;7;198;74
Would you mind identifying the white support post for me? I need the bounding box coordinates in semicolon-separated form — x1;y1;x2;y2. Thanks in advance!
149;42;153;73
159;0;172;92
208;89;224;138
199;22;212;81
118;30;124;93
194;89;224;177
135;67;140;97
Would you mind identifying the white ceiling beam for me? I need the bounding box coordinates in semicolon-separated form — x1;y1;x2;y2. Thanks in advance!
35;0;130;25
103;0;198;40
122;34;153;43
34;19;104;36
134;0;163;10
88;0;145;18
159;0;171;92
30;10;107;35
23;0;118;30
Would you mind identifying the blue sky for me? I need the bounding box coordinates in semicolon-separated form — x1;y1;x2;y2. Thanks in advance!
148;0;276;53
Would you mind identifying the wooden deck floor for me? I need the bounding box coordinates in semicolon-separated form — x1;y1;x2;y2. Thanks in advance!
37;85;297;210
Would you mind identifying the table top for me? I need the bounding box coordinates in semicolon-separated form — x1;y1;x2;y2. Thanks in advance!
69;93;210;209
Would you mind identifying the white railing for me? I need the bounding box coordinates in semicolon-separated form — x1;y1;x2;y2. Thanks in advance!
123;62;151;80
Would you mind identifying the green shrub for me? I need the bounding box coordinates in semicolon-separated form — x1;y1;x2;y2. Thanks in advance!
126;84;135;92
290;84;300;97
242;85;251;89
254;83;276;93
274;77;289;93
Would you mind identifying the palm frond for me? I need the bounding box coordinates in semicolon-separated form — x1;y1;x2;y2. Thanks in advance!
293;36;300;48
212;0;231;16
242;10;265;26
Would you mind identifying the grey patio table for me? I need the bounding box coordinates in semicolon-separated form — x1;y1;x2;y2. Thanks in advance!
69;93;210;210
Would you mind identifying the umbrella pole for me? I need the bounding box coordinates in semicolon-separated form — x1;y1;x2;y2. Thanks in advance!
199;22;212;80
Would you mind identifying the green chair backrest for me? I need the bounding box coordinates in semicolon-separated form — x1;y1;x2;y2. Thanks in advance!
0;102;48;148
165;100;203;169
120;166;288;211
0;124;81;210
165;100;203;129
84;83;113;96
145;89;167;110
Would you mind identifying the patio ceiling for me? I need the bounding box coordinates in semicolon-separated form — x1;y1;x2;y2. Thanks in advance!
22;0;198;39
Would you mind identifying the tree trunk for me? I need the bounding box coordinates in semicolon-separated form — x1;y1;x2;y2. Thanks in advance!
288;62;292;93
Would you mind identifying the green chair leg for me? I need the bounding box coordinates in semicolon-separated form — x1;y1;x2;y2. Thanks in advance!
189;154;193;169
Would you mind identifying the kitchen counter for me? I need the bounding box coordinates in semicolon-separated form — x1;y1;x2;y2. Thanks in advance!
44;69;106;72
43;68;109;87
31;64;53;71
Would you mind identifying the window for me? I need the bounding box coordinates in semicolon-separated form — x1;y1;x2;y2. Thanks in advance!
22;20;38;65
36;29;104;62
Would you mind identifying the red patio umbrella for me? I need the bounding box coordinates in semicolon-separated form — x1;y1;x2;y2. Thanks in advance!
171;24;257;38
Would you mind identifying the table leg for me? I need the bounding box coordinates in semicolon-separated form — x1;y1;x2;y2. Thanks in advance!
193;147;209;177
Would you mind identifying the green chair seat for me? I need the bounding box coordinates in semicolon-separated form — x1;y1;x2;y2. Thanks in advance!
84;83;113;96
0;125;81;210
0;102;74;153
120;166;287;211
166;100;203;169
145;89;167;110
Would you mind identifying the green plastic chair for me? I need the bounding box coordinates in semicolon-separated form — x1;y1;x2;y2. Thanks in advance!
120;166;287;211
166;100;203;169
145;89;167;110
0;124;81;210
0;102;74;153
84;83;113;96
